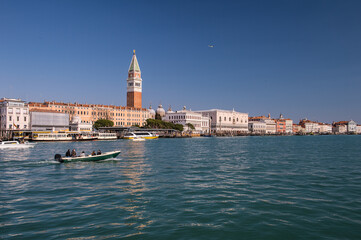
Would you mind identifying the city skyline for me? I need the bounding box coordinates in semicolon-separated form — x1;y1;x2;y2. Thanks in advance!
1;0;361;123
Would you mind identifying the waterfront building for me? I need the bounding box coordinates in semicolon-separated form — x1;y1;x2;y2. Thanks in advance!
127;50;143;109
249;115;276;134
196;109;248;134
164;106;210;134
332;123;347;134
293;124;303;134
0;98;30;130
30;109;69;131
274;114;293;134
347;120;357;133
69;116;92;132
357;125;361;134
248;121;266;134
333;120;357;134
299;119;320;133
319;123;332;134
28;101;150;127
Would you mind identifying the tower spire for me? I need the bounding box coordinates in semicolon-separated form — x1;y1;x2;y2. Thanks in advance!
128;50;141;73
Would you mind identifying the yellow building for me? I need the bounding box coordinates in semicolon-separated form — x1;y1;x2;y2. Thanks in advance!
28;101;150;127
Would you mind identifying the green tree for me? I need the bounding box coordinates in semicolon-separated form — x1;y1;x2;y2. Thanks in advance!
93;119;114;130
174;124;184;132
186;123;195;130
144;119;183;131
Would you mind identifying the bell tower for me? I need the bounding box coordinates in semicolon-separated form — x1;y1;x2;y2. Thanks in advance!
127;50;142;108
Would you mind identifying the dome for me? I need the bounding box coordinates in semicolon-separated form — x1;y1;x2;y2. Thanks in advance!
148;105;156;116
156;104;165;117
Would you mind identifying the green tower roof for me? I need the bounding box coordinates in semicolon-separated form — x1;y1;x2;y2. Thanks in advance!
128;50;141;72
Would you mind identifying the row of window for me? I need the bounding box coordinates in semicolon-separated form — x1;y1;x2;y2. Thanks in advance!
8;116;27;122
128;83;141;87
5;108;28;114
219;116;247;123
7;124;27;129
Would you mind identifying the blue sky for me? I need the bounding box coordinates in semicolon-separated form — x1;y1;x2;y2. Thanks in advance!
1;0;361;123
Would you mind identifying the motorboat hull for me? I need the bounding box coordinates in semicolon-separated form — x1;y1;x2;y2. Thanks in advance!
56;151;121;163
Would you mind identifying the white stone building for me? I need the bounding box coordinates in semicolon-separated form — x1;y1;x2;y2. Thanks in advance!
0;98;30;130
356;125;361;134
69;116;92;132
333;120;357;134
196;109;248;133
285;119;293;134
318;123;332;134
163;107;210;134
347;120;357;133
249;116;276;134
248;121;266;134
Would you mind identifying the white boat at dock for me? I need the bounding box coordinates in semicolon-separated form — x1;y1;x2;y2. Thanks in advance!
31;132;97;141
94;132;117;140
123;131;158;140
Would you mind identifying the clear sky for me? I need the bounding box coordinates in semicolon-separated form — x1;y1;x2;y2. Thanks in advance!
1;0;360;123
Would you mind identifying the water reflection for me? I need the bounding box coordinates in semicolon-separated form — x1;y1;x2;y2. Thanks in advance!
121;141;152;234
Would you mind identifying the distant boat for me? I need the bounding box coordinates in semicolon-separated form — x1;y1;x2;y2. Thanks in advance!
55;151;121;163
95;132;117;140
123;132;158;140
0;141;35;149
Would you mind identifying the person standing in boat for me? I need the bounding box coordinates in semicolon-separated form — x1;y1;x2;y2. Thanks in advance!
71;149;77;157
66;149;71;157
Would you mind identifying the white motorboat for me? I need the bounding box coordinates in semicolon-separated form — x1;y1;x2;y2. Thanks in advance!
0;141;36;149
123;131;158;140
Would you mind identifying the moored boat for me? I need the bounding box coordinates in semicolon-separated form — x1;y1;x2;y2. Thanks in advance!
95;132;118;140
0;141;36;149
55;151;121;163
123;131;158;140
32;132;97;141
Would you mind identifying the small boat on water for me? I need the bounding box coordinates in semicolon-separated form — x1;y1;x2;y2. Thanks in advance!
0;141;36;149
123;131;158;140
55;151;121;163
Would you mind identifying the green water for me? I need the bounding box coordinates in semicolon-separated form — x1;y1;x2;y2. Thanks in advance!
1;136;361;239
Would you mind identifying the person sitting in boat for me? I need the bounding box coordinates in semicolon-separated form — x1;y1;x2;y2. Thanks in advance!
80;151;85;157
71;149;77;157
97;149;102;155
91;151;96;156
66;149;71;157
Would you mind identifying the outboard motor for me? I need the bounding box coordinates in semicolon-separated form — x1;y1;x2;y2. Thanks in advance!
54;154;64;163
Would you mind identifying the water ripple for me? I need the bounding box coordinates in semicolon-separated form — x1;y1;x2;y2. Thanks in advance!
1;136;361;239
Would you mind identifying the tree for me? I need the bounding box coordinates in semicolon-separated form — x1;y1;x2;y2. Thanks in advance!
93;119;114;130
186;123;195;130
144;119;183;131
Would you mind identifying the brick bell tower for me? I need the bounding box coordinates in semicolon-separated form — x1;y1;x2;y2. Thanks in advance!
127;50;142;109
